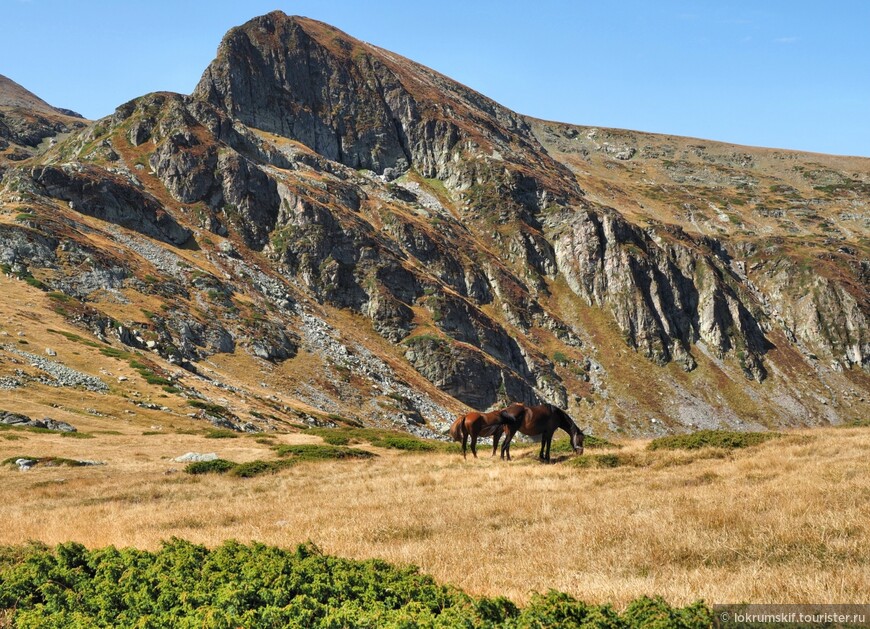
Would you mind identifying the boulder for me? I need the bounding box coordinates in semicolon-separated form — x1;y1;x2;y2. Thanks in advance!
172;452;218;463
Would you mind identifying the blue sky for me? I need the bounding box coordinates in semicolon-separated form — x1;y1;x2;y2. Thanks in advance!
4;0;869;156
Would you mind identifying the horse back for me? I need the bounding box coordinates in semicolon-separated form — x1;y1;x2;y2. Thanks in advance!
518;404;556;436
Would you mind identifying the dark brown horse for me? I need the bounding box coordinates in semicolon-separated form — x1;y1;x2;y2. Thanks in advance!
450;403;527;459
495;403;585;462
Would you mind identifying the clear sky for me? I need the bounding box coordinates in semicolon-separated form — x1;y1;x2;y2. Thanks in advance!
4;0;869;157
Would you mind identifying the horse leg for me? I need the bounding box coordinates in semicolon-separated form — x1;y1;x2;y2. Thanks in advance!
491;430;501;457
544;432;553;463
471;432;478;458
501;426;515;461
461;431;468;460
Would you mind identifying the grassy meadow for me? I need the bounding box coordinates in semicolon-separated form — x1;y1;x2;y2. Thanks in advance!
1;419;869;611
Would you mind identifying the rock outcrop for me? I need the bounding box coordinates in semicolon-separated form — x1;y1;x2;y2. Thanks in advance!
32;164;191;246
0;410;76;432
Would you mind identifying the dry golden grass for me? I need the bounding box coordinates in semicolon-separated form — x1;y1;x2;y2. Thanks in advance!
1;424;868;608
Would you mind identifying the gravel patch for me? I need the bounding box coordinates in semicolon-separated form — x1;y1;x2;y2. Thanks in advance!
3;345;108;392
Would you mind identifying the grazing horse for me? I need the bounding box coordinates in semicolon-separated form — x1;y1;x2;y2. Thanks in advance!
496;403;585;462
450;403;526;459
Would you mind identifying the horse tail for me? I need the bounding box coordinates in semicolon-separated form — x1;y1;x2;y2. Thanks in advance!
449;416;463;442
500;404;525;429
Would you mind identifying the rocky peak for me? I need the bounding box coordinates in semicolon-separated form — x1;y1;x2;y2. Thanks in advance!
192;12;563;188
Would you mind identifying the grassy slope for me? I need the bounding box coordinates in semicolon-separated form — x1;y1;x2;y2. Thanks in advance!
529;118;870;241
0;405;867;608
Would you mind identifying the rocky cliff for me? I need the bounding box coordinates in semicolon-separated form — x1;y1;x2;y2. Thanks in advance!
0;12;867;437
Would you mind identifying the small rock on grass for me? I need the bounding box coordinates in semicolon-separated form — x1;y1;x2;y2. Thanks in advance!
172;452;218;463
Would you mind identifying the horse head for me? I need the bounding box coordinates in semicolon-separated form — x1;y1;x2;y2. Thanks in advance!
573;426;585;455
555;407;584;454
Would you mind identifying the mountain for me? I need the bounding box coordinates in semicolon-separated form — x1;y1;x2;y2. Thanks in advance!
0;73;87;118
0;12;867;438
0;74;85;170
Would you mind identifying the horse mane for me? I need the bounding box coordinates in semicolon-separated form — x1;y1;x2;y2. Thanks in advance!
556;406;582;435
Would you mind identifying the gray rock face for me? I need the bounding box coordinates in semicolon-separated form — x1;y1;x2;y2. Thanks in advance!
194;14;411;175
752;256;868;370
403;335;539;409
552;208;768;380
245;322;297;362
192;12;550;187
0;223;58;271
114;93;281;249
0;110;73;148
15;458;35;471
32;164;191;246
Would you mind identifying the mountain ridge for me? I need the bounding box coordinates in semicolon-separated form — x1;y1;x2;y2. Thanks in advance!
0;73;82;117
0;11;866;438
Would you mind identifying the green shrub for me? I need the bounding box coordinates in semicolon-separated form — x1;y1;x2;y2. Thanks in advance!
592;453;622;468
47;328;101;347
648;430;781;451
552;351;570;365
1;456;91;468
623;595;713;628
231;460;293;477
585;434;620;449
98;346;129;359
204;429;239;439
326;412;353;424
187;400;230;416
368;434;435;451
183;458;294;478
46;291;74;303
142;374;171;386
320;432;351;445
0;425;50;435
550;434;620;453
273;443;376;461
23;276;46;290
184;459;236;475
0;540;712;628
306;427;450;452
59;432;94;439
569;453;629;469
